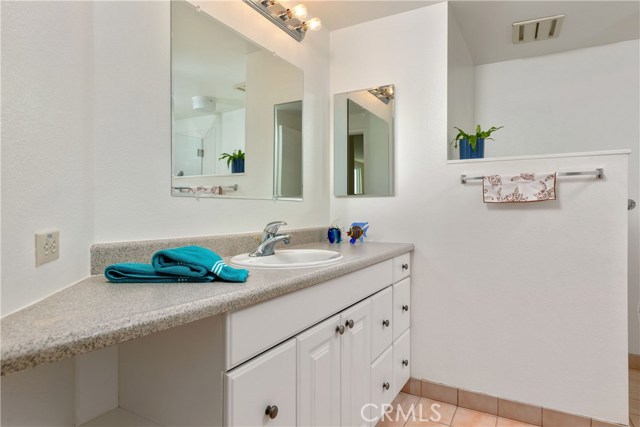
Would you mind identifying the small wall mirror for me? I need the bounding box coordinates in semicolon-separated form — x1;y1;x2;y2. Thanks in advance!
171;0;304;199
334;85;395;197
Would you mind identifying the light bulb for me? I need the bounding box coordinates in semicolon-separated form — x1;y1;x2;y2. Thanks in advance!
290;4;307;20
304;17;322;31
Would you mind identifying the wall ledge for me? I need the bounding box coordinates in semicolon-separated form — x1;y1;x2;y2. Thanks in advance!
448;149;631;165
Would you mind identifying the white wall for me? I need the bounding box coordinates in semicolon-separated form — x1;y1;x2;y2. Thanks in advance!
1;1;95;315
2;0;330;311
331;3;629;423
92;0;330;243
474;39;640;354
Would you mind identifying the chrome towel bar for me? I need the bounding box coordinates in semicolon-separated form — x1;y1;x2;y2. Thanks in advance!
172;184;238;192
460;168;604;184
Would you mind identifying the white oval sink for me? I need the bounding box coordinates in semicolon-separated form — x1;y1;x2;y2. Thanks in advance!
230;249;343;269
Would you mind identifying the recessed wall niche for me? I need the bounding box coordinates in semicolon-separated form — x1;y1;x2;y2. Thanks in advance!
447;1;639;161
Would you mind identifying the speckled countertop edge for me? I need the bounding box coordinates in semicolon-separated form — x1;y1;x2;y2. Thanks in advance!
1;241;413;376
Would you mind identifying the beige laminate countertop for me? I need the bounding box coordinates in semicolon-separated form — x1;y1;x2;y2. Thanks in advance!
1;242;413;376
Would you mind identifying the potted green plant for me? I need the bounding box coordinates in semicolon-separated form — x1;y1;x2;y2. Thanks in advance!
450;125;503;159
219;149;245;173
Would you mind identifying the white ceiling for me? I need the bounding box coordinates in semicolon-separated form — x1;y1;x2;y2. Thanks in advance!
172;0;639;117
449;1;640;65
296;0;441;31
173;1;259;119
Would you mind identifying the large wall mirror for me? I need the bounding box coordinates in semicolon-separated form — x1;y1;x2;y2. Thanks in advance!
334;85;395;197
171;0;304;199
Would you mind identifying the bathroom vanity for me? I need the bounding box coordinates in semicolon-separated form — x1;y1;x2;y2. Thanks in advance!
1;241;413;427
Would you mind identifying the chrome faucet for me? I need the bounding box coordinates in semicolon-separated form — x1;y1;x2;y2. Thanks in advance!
250;221;291;257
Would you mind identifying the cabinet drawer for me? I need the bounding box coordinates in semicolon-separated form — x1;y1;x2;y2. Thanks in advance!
393;278;410;339
392;329;411;396
370;346;394;425
225;339;296;426
392;253;411;283
226;260;392;369
370;287;393;361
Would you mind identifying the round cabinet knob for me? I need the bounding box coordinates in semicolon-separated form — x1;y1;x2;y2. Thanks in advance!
346;319;354;329
265;405;279;419
382;382;390;391
402;305;409;312
402;263;409;271
402;359;409;367
382;319;390;327
335;325;345;335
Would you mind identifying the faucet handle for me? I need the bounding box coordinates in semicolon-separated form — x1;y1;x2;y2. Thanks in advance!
264;221;287;235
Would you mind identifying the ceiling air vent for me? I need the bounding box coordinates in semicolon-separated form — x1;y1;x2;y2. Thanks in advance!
512;15;564;44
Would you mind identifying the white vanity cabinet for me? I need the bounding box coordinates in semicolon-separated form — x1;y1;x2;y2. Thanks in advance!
224;253;411;427
296;300;373;427
1;249;411;427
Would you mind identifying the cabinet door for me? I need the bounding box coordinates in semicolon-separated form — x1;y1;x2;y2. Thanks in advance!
370;346;394;426
297;315;342;427
393;278;411;339
371;287;393;361
225;339;296;427
340;299;372;427
392;329;411;396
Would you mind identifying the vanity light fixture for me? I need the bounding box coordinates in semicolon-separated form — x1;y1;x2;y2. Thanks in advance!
192;96;216;112
369;85;395;105
242;0;322;42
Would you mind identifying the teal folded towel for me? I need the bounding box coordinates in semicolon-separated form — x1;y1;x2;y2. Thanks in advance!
104;263;215;283
152;246;249;283
104;246;249;284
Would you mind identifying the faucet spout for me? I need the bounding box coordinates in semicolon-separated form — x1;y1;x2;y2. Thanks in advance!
249;233;291;257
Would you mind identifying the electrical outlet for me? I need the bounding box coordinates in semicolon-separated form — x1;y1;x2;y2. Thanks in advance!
35;231;59;266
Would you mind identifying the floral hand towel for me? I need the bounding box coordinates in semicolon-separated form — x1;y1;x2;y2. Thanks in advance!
483;173;556;203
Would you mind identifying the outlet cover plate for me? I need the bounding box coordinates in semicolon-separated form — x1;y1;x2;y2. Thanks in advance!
36;231;59;266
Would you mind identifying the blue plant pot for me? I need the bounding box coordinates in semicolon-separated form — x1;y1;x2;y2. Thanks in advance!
459;138;485;159
231;158;245;173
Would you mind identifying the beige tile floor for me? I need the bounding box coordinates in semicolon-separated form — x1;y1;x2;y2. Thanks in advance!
377;393;538;427
631;369;639;427
379;369;639;427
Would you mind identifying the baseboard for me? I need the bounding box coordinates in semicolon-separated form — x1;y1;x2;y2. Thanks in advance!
630;353;640;370
402;377;627;427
